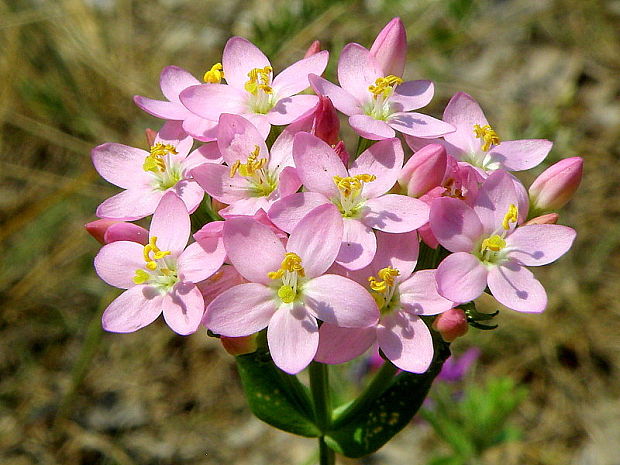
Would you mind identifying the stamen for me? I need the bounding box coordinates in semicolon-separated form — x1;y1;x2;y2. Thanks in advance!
502;204;518;230
480;235;506;253
143;143;178;173
333;174;376;198
133;269;150;284
368;75;403;99
203;63;224;83
142;237;171;271
473;124;500;152
244;66;273;95
268;252;305;279
277;285;296;303
368;267;399;292
229;146;268;178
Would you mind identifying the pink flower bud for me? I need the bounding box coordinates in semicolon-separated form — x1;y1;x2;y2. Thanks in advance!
529;157;583;211
211;198;228;213
304;40;322;58
524;213;559;225
369;17;407;77
398;144;447;197
432;308;468;342
145;128;157;146
220;334;258;356
333;140;350;166
85;219;148;245
311;96;340;146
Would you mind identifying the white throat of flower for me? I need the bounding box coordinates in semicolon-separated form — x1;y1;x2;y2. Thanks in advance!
332;174;376;217
133;237;179;292
368;267;400;315
463;124;502;171
143;143;183;190
475;204;518;265
229;145;277;197
268;252;306;303
245;66;275;114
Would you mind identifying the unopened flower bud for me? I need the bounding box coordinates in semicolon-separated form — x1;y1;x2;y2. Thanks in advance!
333;141;350;166
524;213;559;225
398;144;447;197
220;334;258;356
433;308;468;342
85;219;148;245
311;96;340;146
529;157;583;211
145;128;157;146
304;40;322;58
369;17;407;77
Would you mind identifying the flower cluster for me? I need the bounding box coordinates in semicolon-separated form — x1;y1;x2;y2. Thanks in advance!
89;18;580;375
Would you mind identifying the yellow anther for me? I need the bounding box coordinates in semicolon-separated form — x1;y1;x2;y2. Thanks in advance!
229;146;268;178
203;63;224;83
133;269;150;284
368;267;400;292
146;261;158;270
473;124;501;151
333;174;376;198
143;143;177;173
268;252;305;280
368;75;403;98
277;285;297;303
502;204;519;230
141;237;171;269
480;235;506;253
244;66;273;95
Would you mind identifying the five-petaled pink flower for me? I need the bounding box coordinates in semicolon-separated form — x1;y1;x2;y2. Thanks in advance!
269;132;430;270
94;192;227;334
179;37;329;138
430;171;576;312
315;231;453;373
203;203;379;374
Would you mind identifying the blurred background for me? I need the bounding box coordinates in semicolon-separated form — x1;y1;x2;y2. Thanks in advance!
1;0;619;463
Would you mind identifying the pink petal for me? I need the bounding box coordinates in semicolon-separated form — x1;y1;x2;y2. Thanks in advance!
94;241;145;289
102;285;164;333
267;304;319;374
272;50;329;98
436;252;488;303
377;312;433;373
314;324;376;364
184;145;222;172
442;92;489;154
276;166;302;198
398;269;454;315
179;84;247;121
162;282;205;335
489;139;552;171
177;237;226;283
302;274;379;327
160;66;200;102
488;260;547;313
217;113;268;166
197;265;246;307
182;114;218;142
268;94;319;126
338;43;382;103
286;203;343;278
349;138;403;198
149;191;190;254
219;196;269;217
349;114;395;140
364;194;430;233
336;218;377;270
240;113;272;139
473;170;519;234
104;222;149;245
223;216;286;284
171;180;204;214
506;224;576;266
371;230;419;281
309;74;361;116
388;112;455;138
155;120;193;156
267;191;331;233
91;143;151;189
204;283;277;335
222;36;271;90
268;127;298;172
133;96;193;120
293;132;348;198
96;189;162;221
430;197;483;252
191;163;250;204
390;80;434;112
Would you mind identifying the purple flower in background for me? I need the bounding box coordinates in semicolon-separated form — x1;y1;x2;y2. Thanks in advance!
437;347;481;383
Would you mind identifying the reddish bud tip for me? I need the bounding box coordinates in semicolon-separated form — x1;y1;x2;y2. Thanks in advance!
524;213;559;225
433;308;469;342
145;128;157;146
220;334;258;356
304;40;322;58
312;96;340;146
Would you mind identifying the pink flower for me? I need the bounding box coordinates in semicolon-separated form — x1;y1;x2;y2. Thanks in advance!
315;231;453;373
204;204;379;374
268;133;429;270
94;192;227;335
432;308;468;342
398;143;448;197
529;157;583;212
430;171;576;312
191;114;301;217
93;121;221;220
309;44;454;140
85;219;148;245
369;17;407;78
179;37;329;137
407;92;552;173
134;66;219;141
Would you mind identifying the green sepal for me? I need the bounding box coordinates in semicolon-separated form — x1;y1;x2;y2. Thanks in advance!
324;342;450;458
235;349;320;437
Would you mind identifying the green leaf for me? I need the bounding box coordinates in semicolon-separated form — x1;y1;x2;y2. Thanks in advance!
325;343;450;458
235;349;320;437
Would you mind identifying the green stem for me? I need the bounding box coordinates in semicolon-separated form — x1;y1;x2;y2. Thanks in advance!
354;136;373;158
332;360;398;428
309;362;334;465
